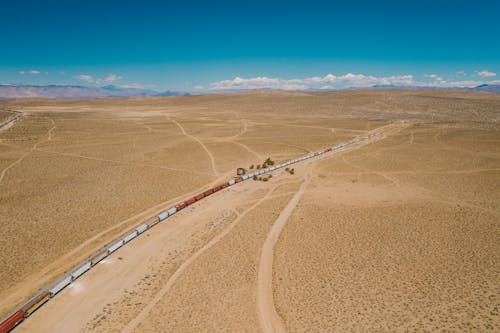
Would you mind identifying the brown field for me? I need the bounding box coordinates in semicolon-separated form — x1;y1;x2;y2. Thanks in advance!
1;90;499;332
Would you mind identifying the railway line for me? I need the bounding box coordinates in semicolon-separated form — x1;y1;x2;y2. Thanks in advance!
0;130;382;333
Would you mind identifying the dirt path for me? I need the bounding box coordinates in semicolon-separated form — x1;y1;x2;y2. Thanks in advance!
172;119;219;176
257;165;312;333
121;186;278;333
0;116;54;184
0;110;23;132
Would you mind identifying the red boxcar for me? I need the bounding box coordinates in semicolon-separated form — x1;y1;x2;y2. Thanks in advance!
176;202;187;210
0;310;24;333
235;177;243;183
185;197;196;206
194;194;204;201
220;183;228;188
202;189;213;197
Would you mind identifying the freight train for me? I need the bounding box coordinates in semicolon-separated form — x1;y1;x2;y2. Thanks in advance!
0;134;379;333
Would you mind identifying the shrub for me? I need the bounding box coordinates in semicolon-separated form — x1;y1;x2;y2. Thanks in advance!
257;164;261;169
253;175;258;180
249;164;254;169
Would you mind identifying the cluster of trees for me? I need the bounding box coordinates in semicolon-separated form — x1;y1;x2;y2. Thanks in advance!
249;157;275;170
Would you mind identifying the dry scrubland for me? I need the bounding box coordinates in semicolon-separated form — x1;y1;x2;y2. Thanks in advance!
1;90;499;332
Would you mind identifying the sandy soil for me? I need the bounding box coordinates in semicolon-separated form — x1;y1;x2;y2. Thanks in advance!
1;90;499;332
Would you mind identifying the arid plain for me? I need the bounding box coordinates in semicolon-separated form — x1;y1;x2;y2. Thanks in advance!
1;90;499;332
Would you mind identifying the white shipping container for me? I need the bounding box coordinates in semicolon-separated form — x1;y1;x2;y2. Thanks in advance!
136;223;148;234
71;261;91;280
167;207;177;215
228;179;235;186
158;211;168;221
242;175;249;180
123;230;138;243
50;275;72;296
108;240;124;254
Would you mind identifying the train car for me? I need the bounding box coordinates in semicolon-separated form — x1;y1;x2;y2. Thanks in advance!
195;193;204;201
203;188;214;196
90;249;109;266
22;291;50;316
71;261;91;280
167;207;177;216
108;239;124;254
158;211;168;221
176;202;187;210
0;310;24;333
49;275;72;296
145;216;160;229
228;179;236;186
185;197;196;206
135;223;148;234
220;182;229;189
235;177;243;183
122;230;138;243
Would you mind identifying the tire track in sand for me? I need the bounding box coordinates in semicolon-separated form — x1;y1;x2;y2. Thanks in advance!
172;119;219;176
121;186;278;333
256;165;312;333
0;117;55;184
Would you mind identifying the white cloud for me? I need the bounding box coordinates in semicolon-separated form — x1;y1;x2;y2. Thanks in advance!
75;74;94;83
96;73;122;85
117;83;156;89
208;72;492;91
19;70;41;75
424;73;443;81
476;70;496;77
210;73;415;91
75;73;122;85
193;85;205;90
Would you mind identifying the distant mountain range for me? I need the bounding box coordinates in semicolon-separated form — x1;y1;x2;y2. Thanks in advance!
0;84;498;100
0;85;189;99
370;84;500;93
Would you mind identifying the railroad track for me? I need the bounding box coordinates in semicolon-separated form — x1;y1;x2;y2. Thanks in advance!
0;130;382;333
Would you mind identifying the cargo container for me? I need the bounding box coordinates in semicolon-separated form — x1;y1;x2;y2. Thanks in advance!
158;211;168;221
202;189;213;196
135;223;148;234
108;240;124;254
176;202;187;210
195;193;204;201
185;197;196;206
71;261;91;280
123;230;138;243
0;310;24;333
49;275;72;296
235;177;243;183
22;292;50;316
146;216;160;229
90;249;108;266
167;207;177;215
228;179;235;186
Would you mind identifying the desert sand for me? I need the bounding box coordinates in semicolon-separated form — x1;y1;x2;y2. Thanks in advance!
1;90;499;332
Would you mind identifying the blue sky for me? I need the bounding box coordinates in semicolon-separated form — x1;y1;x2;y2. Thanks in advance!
1;0;499;92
